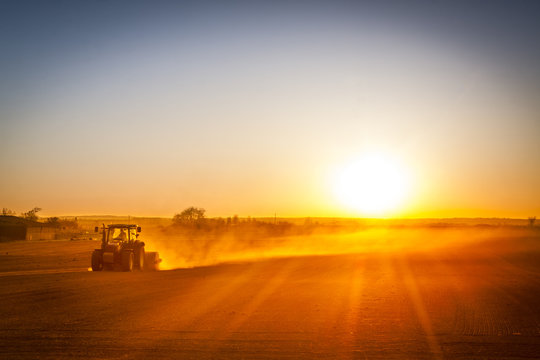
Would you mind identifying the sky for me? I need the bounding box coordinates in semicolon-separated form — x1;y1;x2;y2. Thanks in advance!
1;0;539;218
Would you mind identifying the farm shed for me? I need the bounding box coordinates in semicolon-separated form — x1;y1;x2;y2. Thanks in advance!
0;216;56;241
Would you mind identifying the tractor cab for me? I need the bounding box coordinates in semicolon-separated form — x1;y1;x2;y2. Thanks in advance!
104;224;141;245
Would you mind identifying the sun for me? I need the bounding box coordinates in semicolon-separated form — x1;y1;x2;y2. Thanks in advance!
334;153;411;216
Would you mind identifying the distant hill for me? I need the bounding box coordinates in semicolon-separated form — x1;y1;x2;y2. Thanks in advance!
62;215;532;230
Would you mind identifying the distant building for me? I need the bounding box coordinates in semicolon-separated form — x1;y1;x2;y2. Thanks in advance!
0;216;56;241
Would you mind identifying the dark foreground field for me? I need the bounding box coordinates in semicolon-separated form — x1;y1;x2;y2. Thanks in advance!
1;230;540;359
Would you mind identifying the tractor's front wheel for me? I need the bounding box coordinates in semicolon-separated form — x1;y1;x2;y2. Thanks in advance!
121;251;134;272
91;250;103;271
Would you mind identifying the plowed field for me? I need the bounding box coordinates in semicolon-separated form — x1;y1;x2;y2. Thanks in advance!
1;231;539;359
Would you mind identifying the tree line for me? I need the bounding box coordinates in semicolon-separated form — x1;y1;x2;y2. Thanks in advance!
171;206;317;238
1;207;78;229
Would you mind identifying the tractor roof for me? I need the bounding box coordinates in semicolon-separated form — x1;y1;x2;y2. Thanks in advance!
107;224;138;228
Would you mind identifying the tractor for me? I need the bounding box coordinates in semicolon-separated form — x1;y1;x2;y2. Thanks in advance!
91;224;161;271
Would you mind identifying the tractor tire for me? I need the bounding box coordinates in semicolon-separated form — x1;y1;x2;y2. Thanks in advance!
135;246;145;270
121;251;134;272
91;250;103;271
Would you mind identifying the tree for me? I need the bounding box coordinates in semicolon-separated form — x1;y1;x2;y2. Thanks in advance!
46;217;60;227
173;207;206;226
22;207;42;222
2;208;15;216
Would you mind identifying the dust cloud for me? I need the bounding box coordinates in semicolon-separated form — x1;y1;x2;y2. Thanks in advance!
141;224;539;270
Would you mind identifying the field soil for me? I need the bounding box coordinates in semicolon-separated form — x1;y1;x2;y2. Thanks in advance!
1;231;540;359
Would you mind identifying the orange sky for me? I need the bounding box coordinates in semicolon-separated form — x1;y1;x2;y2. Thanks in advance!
1;1;539;219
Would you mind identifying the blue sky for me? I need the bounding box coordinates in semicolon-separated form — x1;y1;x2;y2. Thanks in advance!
1;0;539;217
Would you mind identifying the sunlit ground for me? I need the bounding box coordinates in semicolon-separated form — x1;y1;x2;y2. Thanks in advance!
0;226;539;359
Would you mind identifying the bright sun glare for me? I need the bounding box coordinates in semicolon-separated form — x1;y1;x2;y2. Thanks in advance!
334;153;411;216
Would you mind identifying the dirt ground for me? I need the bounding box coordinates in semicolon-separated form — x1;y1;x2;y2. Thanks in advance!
1;231;539;359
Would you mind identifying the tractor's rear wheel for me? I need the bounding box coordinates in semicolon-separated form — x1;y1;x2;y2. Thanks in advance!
135;246;145;270
121;251;134;272
91;250;103;271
